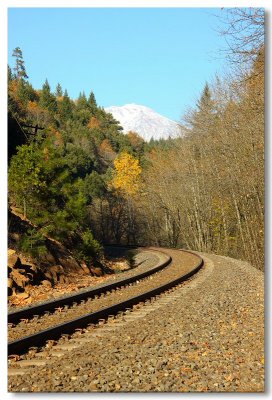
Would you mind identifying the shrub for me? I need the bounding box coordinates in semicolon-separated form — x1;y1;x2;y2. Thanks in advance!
126;249;136;269
75;229;103;264
20;228;47;260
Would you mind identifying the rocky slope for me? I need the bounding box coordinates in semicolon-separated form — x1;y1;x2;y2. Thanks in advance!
8;211;114;306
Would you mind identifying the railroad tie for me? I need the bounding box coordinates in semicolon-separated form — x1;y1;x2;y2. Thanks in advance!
8;358;47;375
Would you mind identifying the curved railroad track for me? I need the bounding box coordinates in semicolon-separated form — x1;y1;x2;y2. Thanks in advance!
8;247;171;324
8;247;203;356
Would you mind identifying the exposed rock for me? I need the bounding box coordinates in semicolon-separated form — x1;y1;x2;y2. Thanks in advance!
19;257;38;274
8;249;48;295
80;262;91;275
90;267;103;277
16;292;30;300
10;268;29;289
8;253;21;268
8;277;13;288
40;280;52;288
24;285;33;294
41;252;57;265
58;256;81;272
8;249;16;256
8;278;14;296
58;275;69;284
44;265;65;284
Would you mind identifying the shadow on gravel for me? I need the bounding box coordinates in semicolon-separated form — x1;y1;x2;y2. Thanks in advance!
104;246;138;270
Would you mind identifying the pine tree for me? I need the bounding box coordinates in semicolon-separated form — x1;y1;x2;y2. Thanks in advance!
12;47;28;80
8;65;14;82
39;79;57;113
55;83;63;97
8;143;47;218
76;92;88;110
188;83;217;136
74;92;91;125
88;91;98;115
196;83;214;114
59;89;73;120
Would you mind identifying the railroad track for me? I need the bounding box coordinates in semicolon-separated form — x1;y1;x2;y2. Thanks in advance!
8;247;203;357
8;247;171;325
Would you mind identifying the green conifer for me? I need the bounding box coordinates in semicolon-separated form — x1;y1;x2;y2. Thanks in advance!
55;83;63;97
39;79;57;113
12;47;28;80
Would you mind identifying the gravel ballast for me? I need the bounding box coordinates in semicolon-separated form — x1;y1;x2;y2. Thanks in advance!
8;250;264;392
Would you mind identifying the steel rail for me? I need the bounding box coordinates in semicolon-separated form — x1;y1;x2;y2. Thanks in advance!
8;250;203;356
8;247;171;324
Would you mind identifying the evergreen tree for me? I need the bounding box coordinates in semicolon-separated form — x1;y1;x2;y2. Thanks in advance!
39;79;57;113
76;92;88;110
196;83;214;114
188;83;217;136
58;89;73;121
8;143;47;218
17;79;37;105
8;65;14;82
88;91;98;115
12;47;28;80
73;92;91;125
55;83;63;97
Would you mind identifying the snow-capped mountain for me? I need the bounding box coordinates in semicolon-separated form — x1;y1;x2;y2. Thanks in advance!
105;104;181;142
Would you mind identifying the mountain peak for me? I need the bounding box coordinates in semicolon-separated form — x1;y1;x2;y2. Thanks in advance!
105;104;181;142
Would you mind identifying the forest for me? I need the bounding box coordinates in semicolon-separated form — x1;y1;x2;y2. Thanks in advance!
8;9;264;271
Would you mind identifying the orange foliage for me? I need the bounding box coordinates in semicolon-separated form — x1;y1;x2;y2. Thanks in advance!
127;131;144;147
28;101;39;110
45;126;63;147
49;127;63;146
99;139;115;160
87;117;100;130
8;80;18;95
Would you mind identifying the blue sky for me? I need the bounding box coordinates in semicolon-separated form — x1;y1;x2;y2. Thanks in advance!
8;8;228;122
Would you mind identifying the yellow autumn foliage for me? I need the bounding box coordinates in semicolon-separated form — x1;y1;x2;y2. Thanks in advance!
111;152;142;196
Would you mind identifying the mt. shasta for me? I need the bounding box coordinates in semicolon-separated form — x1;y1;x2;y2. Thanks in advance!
105;104;182;142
